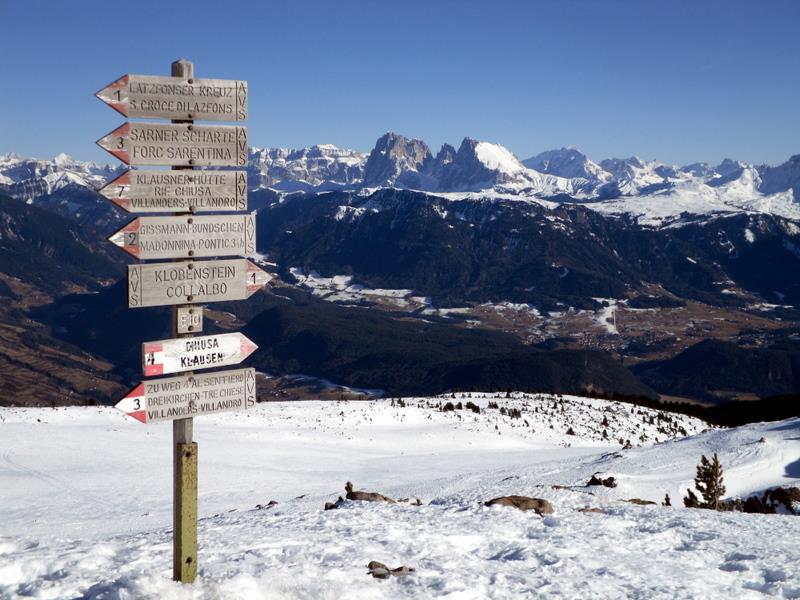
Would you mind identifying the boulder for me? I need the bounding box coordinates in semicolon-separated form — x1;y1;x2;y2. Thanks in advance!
763;486;800;515
345;481;395;504
625;498;656;506
324;496;346;511
587;474;617;488
484;495;554;515
367;561;415;579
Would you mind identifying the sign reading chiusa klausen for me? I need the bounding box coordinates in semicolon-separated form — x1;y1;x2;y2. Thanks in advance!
96;122;247;167
115;368;257;423
128;259;270;308
99;170;247;213
96;74;247;121
109;214;256;260
143;332;258;376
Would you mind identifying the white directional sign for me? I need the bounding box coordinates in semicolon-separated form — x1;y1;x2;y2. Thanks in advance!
98;170;248;213
143;332;258;376
128;259;270;308
109;214;256;260
96;74;247;121
96;122;247;167
115;368;257;424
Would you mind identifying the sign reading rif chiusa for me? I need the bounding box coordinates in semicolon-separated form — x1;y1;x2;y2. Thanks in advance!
96;122;247;167
99;170;247;213
96;74;247;121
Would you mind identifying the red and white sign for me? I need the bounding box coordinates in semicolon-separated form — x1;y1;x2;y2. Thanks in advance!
115;368;257;424
142;332;258;376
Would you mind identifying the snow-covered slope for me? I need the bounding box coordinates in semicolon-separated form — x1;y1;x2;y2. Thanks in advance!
248;144;367;192
2;394;798;599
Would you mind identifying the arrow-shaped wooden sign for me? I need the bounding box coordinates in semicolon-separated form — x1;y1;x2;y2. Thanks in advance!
96;74;247;121
115;368;257;424
109;214;256;260
128;259;270;308
96;122;247;167
143;332;258;376
98;170;248;213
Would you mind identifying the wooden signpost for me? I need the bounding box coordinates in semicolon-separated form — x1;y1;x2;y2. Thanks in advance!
98;169;248;213
142;332;258;376
108;214;256;260
97;59;262;584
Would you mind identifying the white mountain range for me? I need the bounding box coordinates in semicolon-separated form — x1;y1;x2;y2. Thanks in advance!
3;133;800;227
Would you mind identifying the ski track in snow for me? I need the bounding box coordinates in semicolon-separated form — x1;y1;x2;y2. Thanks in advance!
1;394;799;599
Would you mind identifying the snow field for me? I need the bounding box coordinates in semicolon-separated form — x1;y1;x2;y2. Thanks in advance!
1;395;798;599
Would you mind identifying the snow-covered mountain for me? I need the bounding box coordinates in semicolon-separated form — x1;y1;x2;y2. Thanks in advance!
4;134;800;228
248;144;366;192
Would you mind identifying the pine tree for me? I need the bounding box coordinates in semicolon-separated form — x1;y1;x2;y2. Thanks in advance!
694;453;726;510
683;489;700;508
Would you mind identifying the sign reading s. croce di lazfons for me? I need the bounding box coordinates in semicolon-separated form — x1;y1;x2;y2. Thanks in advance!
96;74;247;121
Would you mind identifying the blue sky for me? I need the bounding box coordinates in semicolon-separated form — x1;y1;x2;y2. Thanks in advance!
1;0;798;166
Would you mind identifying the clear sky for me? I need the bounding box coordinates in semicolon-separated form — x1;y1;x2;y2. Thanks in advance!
1;0;798;166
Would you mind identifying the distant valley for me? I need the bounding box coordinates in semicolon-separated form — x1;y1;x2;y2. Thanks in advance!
1;132;799;412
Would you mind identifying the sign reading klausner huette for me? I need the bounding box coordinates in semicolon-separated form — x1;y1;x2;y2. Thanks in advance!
97;59;263;585
99;170;248;213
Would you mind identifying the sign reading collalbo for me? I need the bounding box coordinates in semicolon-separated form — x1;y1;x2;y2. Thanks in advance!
128;259;270;308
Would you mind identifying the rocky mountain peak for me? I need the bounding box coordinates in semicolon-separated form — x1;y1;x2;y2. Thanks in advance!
362;132;433;188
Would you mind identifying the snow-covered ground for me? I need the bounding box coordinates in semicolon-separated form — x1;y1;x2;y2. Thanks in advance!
1;394;798;599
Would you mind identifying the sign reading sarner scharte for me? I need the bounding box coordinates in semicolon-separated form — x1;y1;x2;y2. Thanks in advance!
96;122;247;167
115;368;257;424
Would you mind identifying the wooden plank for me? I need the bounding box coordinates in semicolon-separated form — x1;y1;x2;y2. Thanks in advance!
127;259;270;308
109;214;256;260
96;122;248;167
96;74;247;121
115;368;257;423
176;306;203;334
173;442;198;582
142;332;258;376
98;169;248;213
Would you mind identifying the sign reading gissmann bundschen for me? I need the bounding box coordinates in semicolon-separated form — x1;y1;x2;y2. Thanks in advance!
108;214;256;260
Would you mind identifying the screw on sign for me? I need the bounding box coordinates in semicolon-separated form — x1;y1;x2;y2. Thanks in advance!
97;59;260;584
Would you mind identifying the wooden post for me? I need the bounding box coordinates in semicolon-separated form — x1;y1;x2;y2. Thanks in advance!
171;58;198;584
